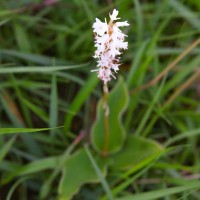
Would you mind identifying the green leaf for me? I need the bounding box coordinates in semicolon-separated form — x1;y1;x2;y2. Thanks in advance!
2;157;60;184
125;13;172;130
64;74;98;132
21;98;49;123
6;176;31;200
14;22;32;53
169;0;200;29
116;182;200;200
109;136;163;170
0;137;16;162
0;64;88;74
187;0;200;9
0;127;62;135
58;148;106;200
49;73;58;130
84;145;113;200
0;49;69;65
91;77;129;155
127;40;149;88
165;128;200;147
40;136;80;199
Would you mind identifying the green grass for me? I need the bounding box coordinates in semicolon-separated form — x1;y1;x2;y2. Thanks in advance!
0;0;200;199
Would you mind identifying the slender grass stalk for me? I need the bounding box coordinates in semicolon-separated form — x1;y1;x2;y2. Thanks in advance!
84;145;114;200
103;83;110;155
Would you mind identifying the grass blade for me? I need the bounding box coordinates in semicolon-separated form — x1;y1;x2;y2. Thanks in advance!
84;145;113;200
116;183;200;200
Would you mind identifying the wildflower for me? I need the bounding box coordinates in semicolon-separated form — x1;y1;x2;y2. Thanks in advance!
92;9;129;84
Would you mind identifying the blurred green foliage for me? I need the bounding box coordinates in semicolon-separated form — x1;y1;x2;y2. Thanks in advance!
0;0;200;199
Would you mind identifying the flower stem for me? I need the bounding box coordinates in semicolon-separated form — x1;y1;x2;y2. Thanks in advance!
103;83;110;156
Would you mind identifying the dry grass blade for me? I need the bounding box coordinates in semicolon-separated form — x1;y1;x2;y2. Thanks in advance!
131;37;200;94
163;68;200;107
3;91;25;125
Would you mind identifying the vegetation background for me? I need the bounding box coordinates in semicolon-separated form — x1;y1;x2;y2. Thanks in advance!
0;0;200;199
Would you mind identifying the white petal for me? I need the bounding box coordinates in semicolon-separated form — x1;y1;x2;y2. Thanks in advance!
109;9;120;21
93;18;108;36
116;21;129;27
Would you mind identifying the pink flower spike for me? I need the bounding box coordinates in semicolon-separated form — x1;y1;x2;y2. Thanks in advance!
92;9;129;84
